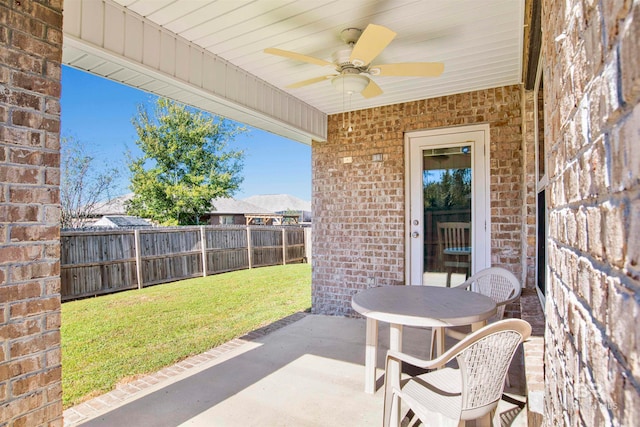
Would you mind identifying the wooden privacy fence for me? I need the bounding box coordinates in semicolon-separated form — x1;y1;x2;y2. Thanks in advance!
60;225;308;301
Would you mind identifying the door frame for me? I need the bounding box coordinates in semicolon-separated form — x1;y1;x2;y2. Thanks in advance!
404;124;491;285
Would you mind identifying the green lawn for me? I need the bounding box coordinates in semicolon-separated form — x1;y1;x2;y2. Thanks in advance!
61;263;311;408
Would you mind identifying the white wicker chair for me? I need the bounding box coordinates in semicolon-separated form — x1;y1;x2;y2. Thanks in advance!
429;267;522;359
383;319;531;427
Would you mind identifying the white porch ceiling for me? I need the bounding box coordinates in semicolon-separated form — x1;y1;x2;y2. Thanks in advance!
62;0;525;144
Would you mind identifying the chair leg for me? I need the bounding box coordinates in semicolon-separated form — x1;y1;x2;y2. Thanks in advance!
429;328;436;359
383;388;399;427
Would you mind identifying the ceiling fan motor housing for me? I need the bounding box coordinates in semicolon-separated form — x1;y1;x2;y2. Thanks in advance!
339;28;362;44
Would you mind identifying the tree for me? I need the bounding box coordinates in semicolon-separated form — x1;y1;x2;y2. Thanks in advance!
423;168;471;210
60;135;120;228
126;98;246;225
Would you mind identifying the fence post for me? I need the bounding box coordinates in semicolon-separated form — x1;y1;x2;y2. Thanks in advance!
246;226;252;269
134;229;143;289
200;226;208;277
282;228;287;265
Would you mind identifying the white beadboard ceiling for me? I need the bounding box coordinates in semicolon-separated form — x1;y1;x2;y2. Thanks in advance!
62;0;524;143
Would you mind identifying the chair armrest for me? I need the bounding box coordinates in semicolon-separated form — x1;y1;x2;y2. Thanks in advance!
386;348;455;371
453;276;474;290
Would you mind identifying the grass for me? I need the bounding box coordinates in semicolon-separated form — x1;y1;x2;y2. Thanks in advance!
61;263;311;409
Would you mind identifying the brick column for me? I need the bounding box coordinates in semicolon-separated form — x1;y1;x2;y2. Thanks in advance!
542;0;640;424
0;0;63;425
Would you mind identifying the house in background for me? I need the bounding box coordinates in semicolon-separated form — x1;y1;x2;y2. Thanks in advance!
89;193;134;219
92;215;153;228
244;194;312;223
208;197;284;225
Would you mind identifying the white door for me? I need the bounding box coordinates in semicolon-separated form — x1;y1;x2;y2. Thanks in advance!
405;125;490;286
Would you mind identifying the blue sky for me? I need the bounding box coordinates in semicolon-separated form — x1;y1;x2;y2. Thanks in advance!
60;66;312;201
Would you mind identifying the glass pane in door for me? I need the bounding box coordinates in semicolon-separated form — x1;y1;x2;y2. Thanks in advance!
422;146;472;287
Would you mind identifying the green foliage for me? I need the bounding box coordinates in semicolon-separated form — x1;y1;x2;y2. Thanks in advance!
61;264;311;408
126;98;246;225
423;168;471;210
60;135;120;228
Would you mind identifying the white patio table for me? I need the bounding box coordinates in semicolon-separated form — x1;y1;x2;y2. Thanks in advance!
351;285;496;394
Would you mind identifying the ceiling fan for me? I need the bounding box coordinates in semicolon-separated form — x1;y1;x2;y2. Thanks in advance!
264;24;444;99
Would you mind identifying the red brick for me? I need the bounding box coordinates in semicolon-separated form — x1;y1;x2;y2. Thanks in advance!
0;126;33;146
0;205;40;222
44;132;59;149
0;282;41;303
30;1;63;28
11;71;60;97
9;187;58;204
44;347;60;368
0;164;40;184
0;245;42;264
9;335;46;360
44;312;60;331
45;61;61;80
8;147;43;165
0;26;7;44
44;98;60;115
9;355;42;378
10;261;59;281
0;390;44;421
9;296;59;320
7;9;46;38
10;225;59;242
0;46;43;74
11;31;59;62
11;109;59;132
620;2;640;104
44;167;59;185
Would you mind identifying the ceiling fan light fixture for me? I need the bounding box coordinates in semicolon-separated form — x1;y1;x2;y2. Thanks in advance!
331;74;369;95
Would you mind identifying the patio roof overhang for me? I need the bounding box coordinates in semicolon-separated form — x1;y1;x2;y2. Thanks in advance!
61;0;532;145
62;3;327;145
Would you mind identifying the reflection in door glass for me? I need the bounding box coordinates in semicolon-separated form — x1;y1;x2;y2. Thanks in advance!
422;146;472;287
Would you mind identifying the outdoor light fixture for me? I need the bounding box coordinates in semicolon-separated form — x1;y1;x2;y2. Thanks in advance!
331;74;369;95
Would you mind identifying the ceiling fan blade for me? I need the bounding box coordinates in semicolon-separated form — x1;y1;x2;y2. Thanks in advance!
361;79;383;98
349;24;396;67
286;75;334;89
373;62;445;77
264;48;334;67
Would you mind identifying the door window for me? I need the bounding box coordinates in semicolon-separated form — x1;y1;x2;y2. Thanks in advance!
422;147;472;287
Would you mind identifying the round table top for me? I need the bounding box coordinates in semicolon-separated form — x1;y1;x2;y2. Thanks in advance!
351;286;496;328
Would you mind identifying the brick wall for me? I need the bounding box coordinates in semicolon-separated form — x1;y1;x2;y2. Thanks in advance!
0;0;63;425
312;85;524;316
542;0;640;425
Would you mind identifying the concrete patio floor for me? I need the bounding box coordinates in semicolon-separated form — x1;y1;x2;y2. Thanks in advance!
64;313;527;427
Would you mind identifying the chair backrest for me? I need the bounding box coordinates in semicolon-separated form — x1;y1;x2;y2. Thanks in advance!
437;222;470;265
456;267;522;319
453;319;531;420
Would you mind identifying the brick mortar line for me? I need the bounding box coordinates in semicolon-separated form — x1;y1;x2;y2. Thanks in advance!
62;311;308;426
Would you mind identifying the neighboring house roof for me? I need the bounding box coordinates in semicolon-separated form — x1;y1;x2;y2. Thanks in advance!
93;215;152;228
242;194;311;213
210;197;273;215
91;193;133;216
